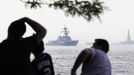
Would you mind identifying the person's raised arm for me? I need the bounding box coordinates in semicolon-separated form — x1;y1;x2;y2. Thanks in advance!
71;49;91;75
20;17;47;44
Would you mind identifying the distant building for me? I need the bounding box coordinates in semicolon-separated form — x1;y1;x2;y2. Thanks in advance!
119;30;134;44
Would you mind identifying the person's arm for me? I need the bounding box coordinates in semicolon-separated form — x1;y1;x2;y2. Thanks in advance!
33;41;44;58
19;17;47;44
71;49;91;75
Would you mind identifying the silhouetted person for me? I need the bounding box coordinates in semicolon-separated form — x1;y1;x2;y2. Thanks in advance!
32;41;55;75
71;39;111;75
0;17;47;75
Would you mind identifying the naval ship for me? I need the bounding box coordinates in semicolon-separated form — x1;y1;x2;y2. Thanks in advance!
46;27;79;46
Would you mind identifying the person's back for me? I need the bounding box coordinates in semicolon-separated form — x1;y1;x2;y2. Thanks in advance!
0;38;36;75
32;53;55;75
0;17;47;75
31;41;55;75
81;48;111;75
71;39;111;75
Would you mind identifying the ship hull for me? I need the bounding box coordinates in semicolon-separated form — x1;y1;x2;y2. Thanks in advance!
46;40;78;46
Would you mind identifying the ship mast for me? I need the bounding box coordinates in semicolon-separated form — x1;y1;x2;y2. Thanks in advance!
62;26;69;36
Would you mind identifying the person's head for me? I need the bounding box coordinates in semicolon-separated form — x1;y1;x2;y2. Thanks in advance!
93;39;109;53
8;20;26;39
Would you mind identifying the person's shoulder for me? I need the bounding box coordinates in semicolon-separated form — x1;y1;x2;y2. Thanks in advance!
82;48;92;55
83;48;92;52
35;53;52;60
42;53;52;58
83;48;91;51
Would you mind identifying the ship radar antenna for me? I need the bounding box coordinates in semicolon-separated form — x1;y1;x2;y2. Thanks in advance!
61;26;70;36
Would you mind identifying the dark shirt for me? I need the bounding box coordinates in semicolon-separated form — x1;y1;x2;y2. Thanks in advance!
0;35;37;75
32;53;55;75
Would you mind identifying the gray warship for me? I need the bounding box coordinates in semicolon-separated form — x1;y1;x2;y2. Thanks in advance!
46;27;79;46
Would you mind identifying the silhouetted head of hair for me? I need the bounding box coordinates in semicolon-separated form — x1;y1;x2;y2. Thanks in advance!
93;39;109;53
8;20;26;39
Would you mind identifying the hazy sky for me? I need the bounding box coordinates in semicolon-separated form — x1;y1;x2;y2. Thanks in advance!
0;0;134;44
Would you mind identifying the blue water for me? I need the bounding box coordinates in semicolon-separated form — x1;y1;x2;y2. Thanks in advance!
42;44;134;75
